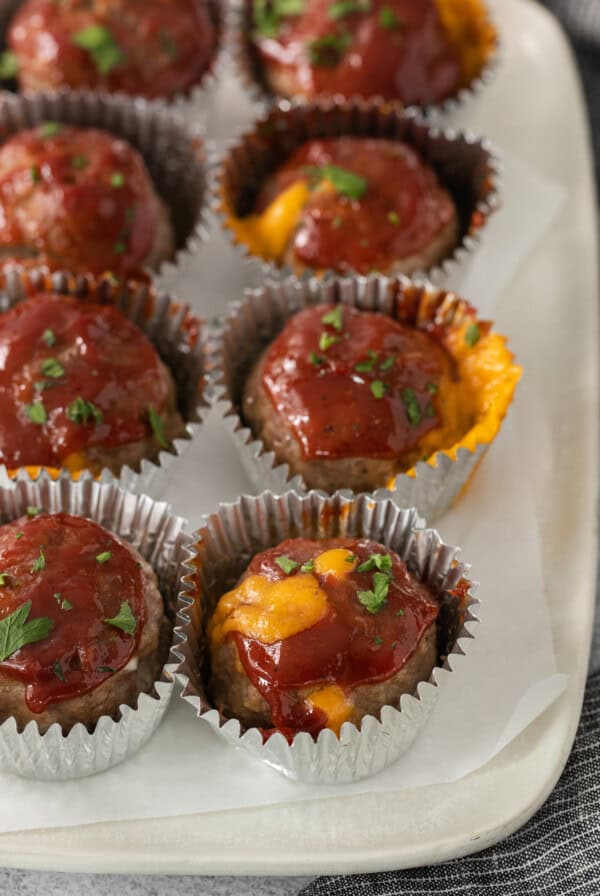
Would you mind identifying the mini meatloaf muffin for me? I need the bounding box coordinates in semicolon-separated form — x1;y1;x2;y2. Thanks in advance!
243;303;473;492
0;511;168;733
0;292;185;475
0;122;174;276
6;0;217;99
209;537;439;738
231;137;459;276
251;0;495;105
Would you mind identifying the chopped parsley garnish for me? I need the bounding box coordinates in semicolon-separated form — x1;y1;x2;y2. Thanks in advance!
425;400;435;418
379;355;395;371
319;331;339;352
373;636;383;646
354;350;378;373
15;532;24;539
322;306;344;331
53;659;66;682
113;241;127;254
67;396;103;425
332;215;343;229
310;351;326;366
42;328;56;347
275;555;299;574
0;574;9;586
465;323;481;347
110;171;125;188
54;592;72;611
0;50;18;80
253;0;305;38
71;155;89;170
31;547;45;573
39;122;62;139
24;400;47;425
378;6;402;29
0;601;53;662
387;210;400;225
40;358;64;379
358;572;390;614
96;551;112;564
401;387;421;426
307;163;367;200
97;665;115;674
395;609;405;616
72;24;124;75
148;406;170;450
30;166;41;184
357;553;392;574
308;31;352;67
27;506;40;517
329;0;370;18
426;382;439;394
300;559;315;573
345;554;356;563
104;601;136;635
370;380;387;399
160;31;180;60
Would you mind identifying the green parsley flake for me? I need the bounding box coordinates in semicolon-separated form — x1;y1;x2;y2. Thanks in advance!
40;357;64;379
373;636;383;646
24;400;47;425
332;216;343;229
357;571;390;614
426;382;439;394
308;31;352;67
27;507;40;517
30;166;41;184
307;163;367;200
111;171;125;188
67;396;103;425
53;659;66;682
354;350;378;373
253;0;305;38
0;574;9;586
319;331;339;352
425;400;435;418
31;547;45;573
358;553;392;574
97;665;115;674
328;0;370;19
465;323;481;347
300;559;315;573
0;50;18;79
378;6;402;29
370;380;387;399
379;355;395;371
322;306;343;332
39;122;62;139
96;551;112;564
42;329;56;347
104;600;137;635
160;31;180;60
15;532;24;539
0;601;53;662
71;155;89;170
310;351;326;366
401;387;421;426
387;210;400;225
395;609;405;616
113;241;126;254
148;406;170;450
72;24;124;75
275;555;299;575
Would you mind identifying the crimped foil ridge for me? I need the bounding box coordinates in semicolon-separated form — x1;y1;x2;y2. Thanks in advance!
0;268;210;497
211;273;513;520
228;0;501;118
171;489;478;783
213;95;501;289
0;469;191;780
0;87;209;282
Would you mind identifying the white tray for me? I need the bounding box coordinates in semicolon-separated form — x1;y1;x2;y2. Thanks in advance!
0;0;597;875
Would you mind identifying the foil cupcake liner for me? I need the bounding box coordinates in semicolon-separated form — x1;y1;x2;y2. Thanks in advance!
171;489;479;783
0;87;209;283
214;98;501;290
0;268;209;498
228;0;500;118
211;274;519;521
0;469;191;780
0;0;226;125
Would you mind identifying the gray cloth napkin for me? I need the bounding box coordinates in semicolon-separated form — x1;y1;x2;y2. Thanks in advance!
301;5;600;891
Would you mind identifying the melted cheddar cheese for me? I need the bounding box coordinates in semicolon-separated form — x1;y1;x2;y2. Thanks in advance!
435;0;497;85
313;547;357;579
227;181;310;261
305;685;353;736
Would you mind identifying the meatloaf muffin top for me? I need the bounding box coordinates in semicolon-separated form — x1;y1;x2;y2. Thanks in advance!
251;0;496;105
252;303;473;470
7;0;217;99
0;123;173;276
0;511;152;715
209;536;439;738
0;292;183;473
229;137;458;275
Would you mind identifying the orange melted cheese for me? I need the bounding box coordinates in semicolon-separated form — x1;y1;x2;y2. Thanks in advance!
228;182;310;261
435;0;497;85
305;685;353;736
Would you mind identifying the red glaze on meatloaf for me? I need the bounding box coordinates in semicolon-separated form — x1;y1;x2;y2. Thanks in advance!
8;0;217;99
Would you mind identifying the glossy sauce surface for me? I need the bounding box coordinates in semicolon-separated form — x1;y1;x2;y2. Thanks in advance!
10;0;216;99
254;0;464;104
0;124;161;275
253;138;457;274
0;512;144;712
0;293;172;468
261;304;455;461
217;537;439;737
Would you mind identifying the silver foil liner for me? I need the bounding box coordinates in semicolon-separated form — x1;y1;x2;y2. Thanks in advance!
171;489;479;783
0;87;209;282
228;0;500;118
213;99;501;289
0;0;226;125
0;269;209;498
0;469;191;780
211;274;520;521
